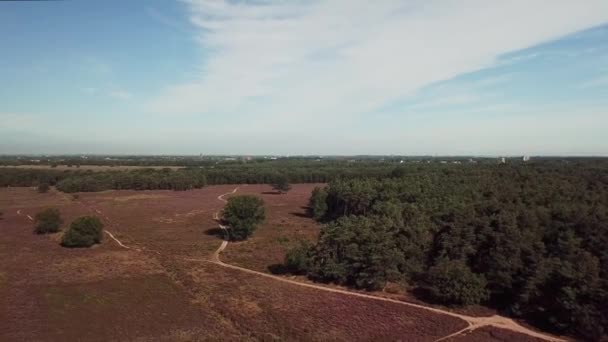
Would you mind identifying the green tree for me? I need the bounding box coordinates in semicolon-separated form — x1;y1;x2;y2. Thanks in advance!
222;195;265;241
424;259;488;306
272;174;291;194
61;216;104;247
308;186;328;220
34;208;63;234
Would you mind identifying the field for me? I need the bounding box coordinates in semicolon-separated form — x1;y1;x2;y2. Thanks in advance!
0;185;558;341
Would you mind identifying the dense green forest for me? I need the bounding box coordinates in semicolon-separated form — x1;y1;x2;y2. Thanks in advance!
286;162;608;341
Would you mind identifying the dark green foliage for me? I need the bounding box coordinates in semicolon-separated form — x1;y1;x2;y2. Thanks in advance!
222;195;265;241
34;208;63;234
424;259;488;305
284;241;312;274
308;186;328;220
61;216;104;248
296;164;608;341
272;174;291;193
307;215;403;290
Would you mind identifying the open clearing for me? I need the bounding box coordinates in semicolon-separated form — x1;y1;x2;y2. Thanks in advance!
0;185;561;341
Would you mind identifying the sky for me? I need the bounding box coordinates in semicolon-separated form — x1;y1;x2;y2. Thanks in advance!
1;0;608;156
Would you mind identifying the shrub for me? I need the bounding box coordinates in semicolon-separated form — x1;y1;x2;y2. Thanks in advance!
272;174;291;194
61;216;104;247
222;195;265;241
37;182;50;193
34;208;63;234
424;259;488;306
285;241;312;274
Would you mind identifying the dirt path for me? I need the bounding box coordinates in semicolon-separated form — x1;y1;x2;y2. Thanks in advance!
212;187;239;261
211;187;566;342
16;209;34;221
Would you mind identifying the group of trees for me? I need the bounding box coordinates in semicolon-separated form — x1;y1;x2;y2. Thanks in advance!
286;163;608;341
33;208;104;248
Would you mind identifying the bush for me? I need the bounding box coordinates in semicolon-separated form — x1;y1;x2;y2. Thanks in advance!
34;208;62;234
37;182;50;193
222;195;265;241
424;259;488;306
285;241;312;274
272;174;291;194
61;216;104;247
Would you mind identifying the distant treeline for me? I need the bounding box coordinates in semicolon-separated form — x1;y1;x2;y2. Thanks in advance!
2;160;608;194
1;161;395;192
4;154;605;168
289;162;608;341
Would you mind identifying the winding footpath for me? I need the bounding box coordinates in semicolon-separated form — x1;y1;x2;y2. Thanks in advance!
211;188;566;342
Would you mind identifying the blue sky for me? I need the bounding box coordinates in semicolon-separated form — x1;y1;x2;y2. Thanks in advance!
1;0;608;155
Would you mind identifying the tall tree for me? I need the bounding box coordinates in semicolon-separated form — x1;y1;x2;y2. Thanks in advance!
222;195;265;240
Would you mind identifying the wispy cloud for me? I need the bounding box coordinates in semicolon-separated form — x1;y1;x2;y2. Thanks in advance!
146;0;608;132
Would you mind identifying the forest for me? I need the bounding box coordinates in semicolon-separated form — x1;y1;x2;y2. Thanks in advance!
284;161;608;341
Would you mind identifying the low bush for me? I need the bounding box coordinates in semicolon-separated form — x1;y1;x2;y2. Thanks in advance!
61;216;104;247
34;208;62;234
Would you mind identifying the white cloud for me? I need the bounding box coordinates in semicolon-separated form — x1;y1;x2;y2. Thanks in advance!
147;0;608;134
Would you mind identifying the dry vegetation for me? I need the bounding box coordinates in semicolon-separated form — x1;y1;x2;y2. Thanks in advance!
0;185;550;341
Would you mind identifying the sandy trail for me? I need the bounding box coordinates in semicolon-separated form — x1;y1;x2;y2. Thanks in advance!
16;209;34;221
212;187;238;261
211;187;566;342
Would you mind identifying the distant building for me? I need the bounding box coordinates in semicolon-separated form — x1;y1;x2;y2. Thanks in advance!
523;155;530;162
500;157;506;164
